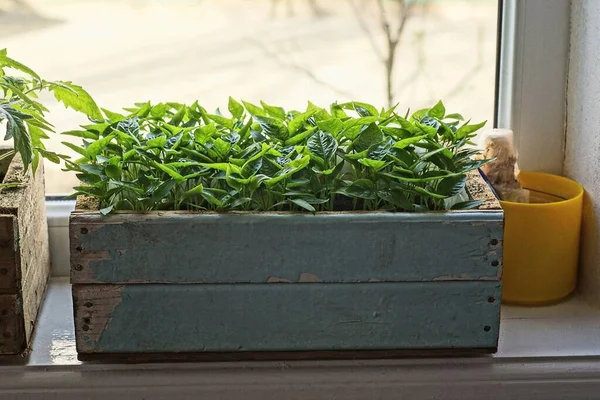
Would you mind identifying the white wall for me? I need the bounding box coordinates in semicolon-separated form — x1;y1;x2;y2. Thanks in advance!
564;0;600;306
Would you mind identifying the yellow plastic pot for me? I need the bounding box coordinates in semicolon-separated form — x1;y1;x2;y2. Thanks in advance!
500;172;584;305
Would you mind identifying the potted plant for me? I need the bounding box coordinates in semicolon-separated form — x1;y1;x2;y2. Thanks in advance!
67;98;503;360
0;49;100;355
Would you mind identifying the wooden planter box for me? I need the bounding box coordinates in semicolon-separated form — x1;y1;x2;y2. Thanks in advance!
0;153;51;355
70;171;503;361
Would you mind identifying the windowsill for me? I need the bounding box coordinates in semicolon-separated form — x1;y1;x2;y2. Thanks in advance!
17;277;600;366
0;277;599;399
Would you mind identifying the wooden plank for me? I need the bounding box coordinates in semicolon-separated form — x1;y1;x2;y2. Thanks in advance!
0;157;50;353
0;294;25;355
70;212;503;284
73;281;501;354
17;161;50;343
0;216;17;291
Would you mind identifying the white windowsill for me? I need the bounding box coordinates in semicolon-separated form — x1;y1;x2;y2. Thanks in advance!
0;277;598;399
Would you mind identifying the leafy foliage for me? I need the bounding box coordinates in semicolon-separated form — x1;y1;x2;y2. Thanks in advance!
63;98;490;213
0;49;101;171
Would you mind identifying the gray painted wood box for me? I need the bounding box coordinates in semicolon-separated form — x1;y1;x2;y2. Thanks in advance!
70;172;503;360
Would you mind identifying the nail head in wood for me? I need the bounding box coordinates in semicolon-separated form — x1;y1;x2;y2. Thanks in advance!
80;227;89;235
74;264;83;272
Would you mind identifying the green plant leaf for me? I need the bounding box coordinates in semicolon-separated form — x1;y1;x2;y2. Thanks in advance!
451;200;484;210
290;198;316;213
260;101;286;120
207;113;235;130
152;161;185;183
436;175;467;197
228;97;244;119
456;121;487;139
307;131;338;163
0;53;40;80
48;81;103;120
353;123;383;152
254;115;289;141
242;100;267;117
343;179;376;199
358;158;387;171
317;118;343;136
445;113;464;121
428;100;446;119
87;134;115;158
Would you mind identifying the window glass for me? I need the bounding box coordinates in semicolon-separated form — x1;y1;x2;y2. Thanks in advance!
1;0;498;195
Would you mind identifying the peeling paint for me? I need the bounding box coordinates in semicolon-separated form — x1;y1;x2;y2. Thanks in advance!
266;276;292;283
298;273;322;283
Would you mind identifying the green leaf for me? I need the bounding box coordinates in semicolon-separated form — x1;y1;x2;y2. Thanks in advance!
102;108;126;123
150;179;177;203
290;198;315;213
87;134;115;158
254;115;289;141
62;130;99;140
343;179;376;199
445;113;464;121
228;97;244;119
428;100;446;119
260;101;286;119
213;138;231;159
182;183;204;199
358;158;387;171
393;134;428;149
340;101;379;117
288;109;317;135
307;131;338;163
201;162;242;175
153;161;185;183
207;114;235;130
353;123;383;152
456;121;487;139
61;141;89;157
48;81;103;120
242;100;267;117
99;205;114;215
0;53;40;80
169;105;186;126
316;118;343;136
105;164;122;180
37;149;60;164
436;175;467;197
451;200;484;210
284;126;317;146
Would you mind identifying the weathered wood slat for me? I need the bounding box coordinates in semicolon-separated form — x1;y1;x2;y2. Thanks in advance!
73;281;501;354
70;212;503;284
0;157;50;354
0;216;17;290
0;294;25;354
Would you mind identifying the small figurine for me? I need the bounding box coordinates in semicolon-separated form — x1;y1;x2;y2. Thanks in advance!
479;129;530;203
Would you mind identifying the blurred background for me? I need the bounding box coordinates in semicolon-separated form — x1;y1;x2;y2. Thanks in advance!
0;0;498;195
